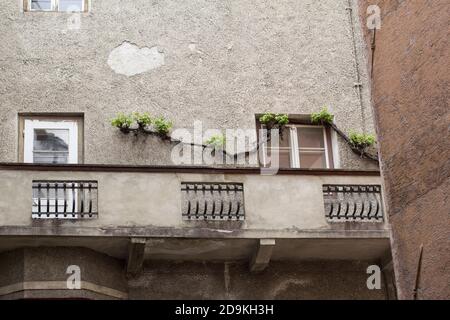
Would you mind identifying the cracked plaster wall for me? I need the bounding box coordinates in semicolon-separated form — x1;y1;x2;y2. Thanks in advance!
0;0;375;169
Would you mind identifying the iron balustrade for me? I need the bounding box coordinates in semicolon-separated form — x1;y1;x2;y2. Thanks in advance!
32;181;98;219
322;184;384;221
181;182;245;220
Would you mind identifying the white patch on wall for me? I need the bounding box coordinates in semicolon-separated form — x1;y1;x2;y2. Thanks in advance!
107;41;165;76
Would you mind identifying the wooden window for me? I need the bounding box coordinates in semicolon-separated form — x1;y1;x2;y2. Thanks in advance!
258;119;335;169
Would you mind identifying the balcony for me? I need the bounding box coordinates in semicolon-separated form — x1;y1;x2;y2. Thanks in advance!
32;180;98;219
323;185;384;222
181;182;245;221
0;163;390;265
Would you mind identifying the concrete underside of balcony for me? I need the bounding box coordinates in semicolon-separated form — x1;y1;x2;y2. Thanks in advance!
0;245;394;300
0;235;390;262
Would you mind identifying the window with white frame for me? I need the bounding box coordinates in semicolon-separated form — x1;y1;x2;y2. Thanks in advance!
261;124;334;169
23;119;78;164
28;0;86;12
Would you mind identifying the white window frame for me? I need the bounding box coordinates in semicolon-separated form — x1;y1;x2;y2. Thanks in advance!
262;124;331;169
260;125;292;168
291;124;330;169
28;0;85;12
24;119;78;164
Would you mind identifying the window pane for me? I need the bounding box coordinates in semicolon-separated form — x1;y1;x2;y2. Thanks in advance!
34;129;69;151
266;148;291;168
297;127;324;148
31;0;52;10
59;0;83;12
266;127;290;148
299;151;326;168
33;152;69;164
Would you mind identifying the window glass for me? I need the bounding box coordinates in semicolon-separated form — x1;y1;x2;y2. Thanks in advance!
264;126;290;148
263;127;291;167
34;129;69;151
257;119;332;169
296;127;327;168
33;151;69;164
33;129;69;164
31;0;52;10
297;127;324;148
58;0;83;12
277;127;290;148
265;148;291;168
299;152;327;169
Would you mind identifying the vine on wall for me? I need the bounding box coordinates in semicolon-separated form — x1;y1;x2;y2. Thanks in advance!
111;112;247;160
310;107;378;162
111;109;379;163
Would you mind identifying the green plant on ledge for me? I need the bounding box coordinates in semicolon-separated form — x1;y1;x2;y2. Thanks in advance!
259;112;289;129
205;134;226;149
111;112;173;136
153;116;173;136
133;112;152;127
309;107;378;161
311;107;334;125
349;131;376;150
111;113;134;131
274;113;289;126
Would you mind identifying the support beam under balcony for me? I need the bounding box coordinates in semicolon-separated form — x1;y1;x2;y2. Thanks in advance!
126;238;146;276
249;239;276;272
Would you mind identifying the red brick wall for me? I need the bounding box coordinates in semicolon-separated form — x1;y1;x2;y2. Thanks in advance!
358;0;450;299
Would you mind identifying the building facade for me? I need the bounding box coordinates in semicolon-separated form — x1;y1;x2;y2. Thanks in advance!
0;0;393;299
358;0;450;300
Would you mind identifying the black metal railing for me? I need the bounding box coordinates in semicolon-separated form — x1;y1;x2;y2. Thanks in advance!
32;181;98;219
322;185;384;221
181;182;245;220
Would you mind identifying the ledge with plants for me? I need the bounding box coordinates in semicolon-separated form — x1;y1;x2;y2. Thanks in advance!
111;112;292;160
111;112;253;160
111;112;173;137
111;109;378;163
311;107;379;162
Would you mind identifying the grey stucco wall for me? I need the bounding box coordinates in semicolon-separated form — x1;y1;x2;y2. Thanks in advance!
130;260;390;300
0;248;393;300
0;247;127;299
0;0;375;169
